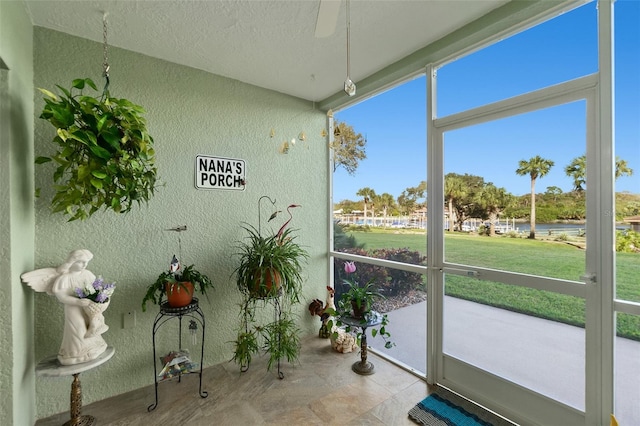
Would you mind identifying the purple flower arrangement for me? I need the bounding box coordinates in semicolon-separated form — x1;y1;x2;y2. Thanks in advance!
75;276;116;303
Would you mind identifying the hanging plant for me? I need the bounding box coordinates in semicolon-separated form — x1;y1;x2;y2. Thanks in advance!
37;77;158;221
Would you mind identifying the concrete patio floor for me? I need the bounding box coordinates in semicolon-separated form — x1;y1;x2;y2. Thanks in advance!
368;296;640;425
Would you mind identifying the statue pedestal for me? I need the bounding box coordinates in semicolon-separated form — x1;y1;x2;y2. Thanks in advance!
36;347;115;426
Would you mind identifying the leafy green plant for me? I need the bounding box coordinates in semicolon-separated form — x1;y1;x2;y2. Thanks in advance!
37;77;158;221
616;229;640;253
230;307;301;373
334;247;425;297
142;263;214;312
231;330;260;370
340;277;383;312
328;261;393;349
231;196;308;373
235;224;308;300
333;248;386;297
263;316;301;371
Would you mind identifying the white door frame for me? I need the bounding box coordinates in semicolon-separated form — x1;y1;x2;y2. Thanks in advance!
426;2;615;424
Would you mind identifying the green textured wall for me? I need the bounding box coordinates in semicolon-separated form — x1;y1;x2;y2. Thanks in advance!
0;1;36;425
33;27;328;419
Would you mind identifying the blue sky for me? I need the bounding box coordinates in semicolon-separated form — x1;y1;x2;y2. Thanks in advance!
334;1;639;203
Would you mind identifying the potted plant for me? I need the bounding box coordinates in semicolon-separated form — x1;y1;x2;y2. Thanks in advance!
37;77;158;221
235;224;307;299
329;261;394;349
231;196;309;374
339;261;383;318
230;304;260;371
232;309;302;374
262;315;301;371
142;257;214;312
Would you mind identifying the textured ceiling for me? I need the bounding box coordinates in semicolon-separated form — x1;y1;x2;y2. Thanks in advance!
24;0;508;102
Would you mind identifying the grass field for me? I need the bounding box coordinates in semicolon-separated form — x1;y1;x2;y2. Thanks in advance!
345;230;640;340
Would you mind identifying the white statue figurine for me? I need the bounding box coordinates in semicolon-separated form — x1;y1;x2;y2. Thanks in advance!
21;249;108;365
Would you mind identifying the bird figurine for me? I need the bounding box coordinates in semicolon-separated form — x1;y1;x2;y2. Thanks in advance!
308;286;336;338
169;255;180;274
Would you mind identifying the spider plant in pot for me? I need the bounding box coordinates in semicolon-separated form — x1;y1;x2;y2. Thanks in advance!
142;256;214;312
37;77;158;221
328;261;394;349
234;197;308;300
231;196;309;373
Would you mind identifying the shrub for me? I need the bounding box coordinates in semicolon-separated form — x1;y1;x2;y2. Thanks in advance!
334;222;364;251
371;248;425;295
342;224;372;232
334;248;388;300
334;247;425;298
616;229;640;253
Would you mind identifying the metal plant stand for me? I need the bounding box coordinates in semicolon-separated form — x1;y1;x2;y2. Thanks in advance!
340;311;383;375
147;298;208;412
272;295;284;379
240;293;285;379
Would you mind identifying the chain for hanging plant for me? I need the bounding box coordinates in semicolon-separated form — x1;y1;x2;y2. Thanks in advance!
102;13;110;99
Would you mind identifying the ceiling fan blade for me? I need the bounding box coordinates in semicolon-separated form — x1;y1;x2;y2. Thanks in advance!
315;0;341;38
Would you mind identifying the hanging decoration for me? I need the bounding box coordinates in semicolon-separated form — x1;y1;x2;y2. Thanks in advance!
189;320;198;346
343;0;356;96
270;128;313;155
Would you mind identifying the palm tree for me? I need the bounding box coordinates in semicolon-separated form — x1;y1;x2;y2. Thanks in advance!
565;154;634;192
479;185;514;237
516;156;554;239
444;174;466;231
377;193;396;226
565;155;586;192
615;157;634;180
356;187;376;226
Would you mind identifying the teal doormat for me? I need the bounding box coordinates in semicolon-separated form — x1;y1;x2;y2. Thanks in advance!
409;388;513;426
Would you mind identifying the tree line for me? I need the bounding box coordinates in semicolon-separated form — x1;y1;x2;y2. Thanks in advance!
332;120;635;239
335;155;635;239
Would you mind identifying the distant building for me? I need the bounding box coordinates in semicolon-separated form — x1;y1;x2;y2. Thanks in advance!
623;216;640;232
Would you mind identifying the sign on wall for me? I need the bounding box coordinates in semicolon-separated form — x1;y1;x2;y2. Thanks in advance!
195;155;246;191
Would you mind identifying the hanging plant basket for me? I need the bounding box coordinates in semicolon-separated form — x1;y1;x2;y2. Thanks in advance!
250;267;282;298
37;78;158;221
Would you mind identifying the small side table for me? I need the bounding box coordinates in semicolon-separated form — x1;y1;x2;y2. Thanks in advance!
340;312;383;375
36;346;115;426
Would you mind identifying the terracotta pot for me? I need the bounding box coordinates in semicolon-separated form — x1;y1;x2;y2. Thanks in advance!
166;281;194;308
251;268;281;297
351;300;368;319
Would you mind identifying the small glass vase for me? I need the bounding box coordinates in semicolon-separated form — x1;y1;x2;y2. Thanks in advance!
351;300;368;319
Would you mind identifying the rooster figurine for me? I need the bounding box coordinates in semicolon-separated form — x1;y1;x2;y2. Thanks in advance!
308;286;335;338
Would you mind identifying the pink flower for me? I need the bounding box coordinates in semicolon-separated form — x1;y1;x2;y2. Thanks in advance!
344;261;356;275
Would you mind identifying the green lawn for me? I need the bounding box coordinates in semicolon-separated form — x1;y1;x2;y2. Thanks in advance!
345;230;640;340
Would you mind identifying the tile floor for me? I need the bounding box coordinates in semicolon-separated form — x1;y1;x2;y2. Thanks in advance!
36;336;433;425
